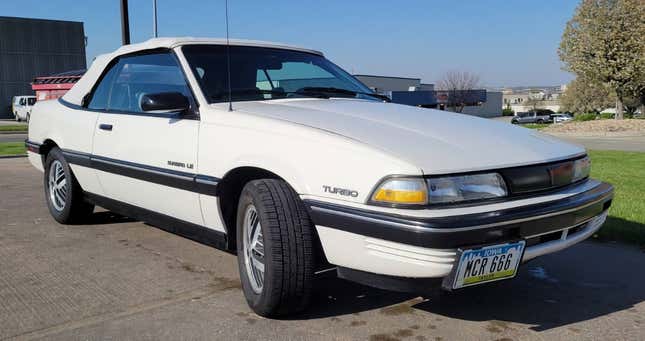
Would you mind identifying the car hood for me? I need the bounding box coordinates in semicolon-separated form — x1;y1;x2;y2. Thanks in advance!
231;98;585;174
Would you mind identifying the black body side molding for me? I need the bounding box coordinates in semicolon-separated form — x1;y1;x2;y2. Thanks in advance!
59;148;220;196
24;141;220;196
84;192;228;250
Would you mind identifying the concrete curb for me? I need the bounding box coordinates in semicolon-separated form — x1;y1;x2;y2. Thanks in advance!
0;131;27;135
545;132;645;138
0;154;27;159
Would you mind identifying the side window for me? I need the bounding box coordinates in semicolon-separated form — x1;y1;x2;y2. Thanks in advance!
27;98;36;105
88;63;120;110
19;98;26;106
107;53;191;113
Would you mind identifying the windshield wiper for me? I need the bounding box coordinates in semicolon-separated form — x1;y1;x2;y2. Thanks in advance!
209;87;391;102
209;88;327;101
298;87;391;102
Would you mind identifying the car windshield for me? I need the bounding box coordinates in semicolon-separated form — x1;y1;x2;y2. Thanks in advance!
182;45;378;103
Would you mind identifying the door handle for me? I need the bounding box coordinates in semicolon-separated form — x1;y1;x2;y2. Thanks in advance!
99;124;113;131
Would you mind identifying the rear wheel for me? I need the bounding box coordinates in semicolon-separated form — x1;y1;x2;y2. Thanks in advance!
236;179;315;317
537;119;544;124
44;147;94;224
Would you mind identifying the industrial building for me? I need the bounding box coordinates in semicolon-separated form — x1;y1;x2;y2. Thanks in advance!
354;74;435;92
0;16;86;118
355;74;502;118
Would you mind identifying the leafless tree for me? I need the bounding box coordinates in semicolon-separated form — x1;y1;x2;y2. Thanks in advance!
437;71;481;113
524;97;542;112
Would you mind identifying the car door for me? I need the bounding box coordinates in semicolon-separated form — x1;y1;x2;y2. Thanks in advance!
90;51;204;226
17;98;26;118
528;112;536;123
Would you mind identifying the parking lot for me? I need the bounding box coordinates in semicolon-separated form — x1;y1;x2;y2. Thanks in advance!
1;157;644;340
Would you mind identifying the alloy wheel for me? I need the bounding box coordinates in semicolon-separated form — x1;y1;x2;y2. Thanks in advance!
243;204;265;294
48;160;68;212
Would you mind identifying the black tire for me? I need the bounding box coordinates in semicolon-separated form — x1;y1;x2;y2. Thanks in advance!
537;119;544;124
511;120;518;124
26;113;30;123
44;147;94;224
236;179;314;317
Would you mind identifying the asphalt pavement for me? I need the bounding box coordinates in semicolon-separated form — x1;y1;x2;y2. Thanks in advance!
0;119;26;126
550;134;645;152
1;158;644;341
490;117;645;152
0;133;27;143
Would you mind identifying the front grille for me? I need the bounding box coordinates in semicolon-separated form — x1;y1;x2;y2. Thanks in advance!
525;230;562;247
499;155;587;196
524;220;588;247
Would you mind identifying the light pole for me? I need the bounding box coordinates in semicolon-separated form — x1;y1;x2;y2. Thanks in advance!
120;0;130;45
153;0;158;38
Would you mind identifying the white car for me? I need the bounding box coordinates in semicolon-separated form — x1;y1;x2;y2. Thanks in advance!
12;95;36;122
25;38;614;316
552;113;573;123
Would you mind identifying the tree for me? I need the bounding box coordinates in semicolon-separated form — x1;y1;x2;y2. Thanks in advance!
502;104;514;116
437;71;480;113
524;98;542;112
559;0;645;119
560;76;615;114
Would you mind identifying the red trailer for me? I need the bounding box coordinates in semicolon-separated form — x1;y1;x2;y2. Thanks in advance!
31;70;85;101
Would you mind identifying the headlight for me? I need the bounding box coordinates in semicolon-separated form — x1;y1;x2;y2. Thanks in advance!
572;156;590;182
371;178;428;205
427;173;507;204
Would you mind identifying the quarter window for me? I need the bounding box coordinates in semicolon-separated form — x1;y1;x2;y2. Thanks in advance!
88;63;119;110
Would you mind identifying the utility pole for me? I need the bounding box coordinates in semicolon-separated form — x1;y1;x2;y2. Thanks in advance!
153;0;158;38
120;0;131;45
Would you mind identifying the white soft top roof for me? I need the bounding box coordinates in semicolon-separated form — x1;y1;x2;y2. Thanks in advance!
62;37;323;105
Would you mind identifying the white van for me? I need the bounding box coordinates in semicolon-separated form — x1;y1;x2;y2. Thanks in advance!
12;95;36;122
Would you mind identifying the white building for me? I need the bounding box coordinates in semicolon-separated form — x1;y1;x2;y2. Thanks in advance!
502;87;563;113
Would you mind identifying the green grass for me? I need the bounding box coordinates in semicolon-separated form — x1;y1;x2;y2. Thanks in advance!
588;150;645;247
0;142;26;156
0;124;28;132
520;123;549;130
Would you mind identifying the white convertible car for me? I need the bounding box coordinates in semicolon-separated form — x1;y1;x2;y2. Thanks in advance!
26;38;613;316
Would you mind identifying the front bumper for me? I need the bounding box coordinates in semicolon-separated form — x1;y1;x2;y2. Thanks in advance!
305;180;613;279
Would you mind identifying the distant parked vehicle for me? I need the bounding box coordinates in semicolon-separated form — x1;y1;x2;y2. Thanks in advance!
551;113;573;123
511;109;554;124
11;95;36;122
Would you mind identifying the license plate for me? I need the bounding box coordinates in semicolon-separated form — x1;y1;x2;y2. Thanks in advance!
446;241;526;290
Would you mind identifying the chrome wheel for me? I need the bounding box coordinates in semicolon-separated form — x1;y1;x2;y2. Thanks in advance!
48;160;67;212
243;204;265;294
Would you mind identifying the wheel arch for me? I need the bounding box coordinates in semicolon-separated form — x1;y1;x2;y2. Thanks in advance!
217;166;329;273
217;166;284;250
216;166;324;264
39;139;60;165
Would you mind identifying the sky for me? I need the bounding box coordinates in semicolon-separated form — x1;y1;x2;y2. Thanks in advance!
1;0;581;87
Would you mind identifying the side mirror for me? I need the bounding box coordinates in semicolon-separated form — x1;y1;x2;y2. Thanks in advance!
140;92;189;113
